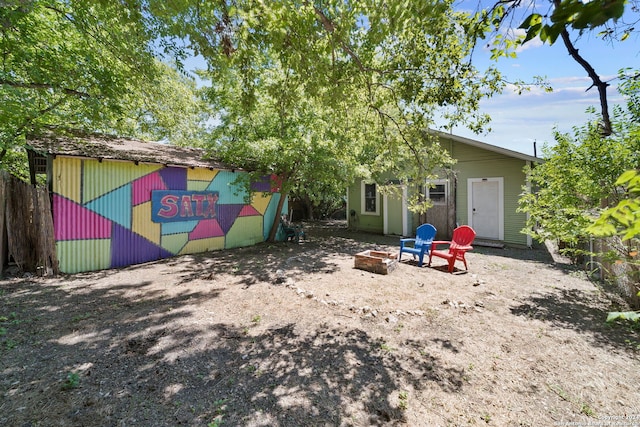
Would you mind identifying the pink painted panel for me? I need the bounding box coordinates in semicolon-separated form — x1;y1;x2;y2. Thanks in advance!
54;194;112;240
189;219;225;240
239;205;261;217
132;172;167;206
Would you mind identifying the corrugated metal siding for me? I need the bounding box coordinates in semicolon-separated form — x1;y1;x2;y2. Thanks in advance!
53;157;114;274
57;239;111;273
82;159;160;204
52;156;284;273
226;216;264;248
54;157;82;202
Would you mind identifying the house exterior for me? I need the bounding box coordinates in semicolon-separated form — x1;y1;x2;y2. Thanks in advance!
346;131;541;247
26;132;286;273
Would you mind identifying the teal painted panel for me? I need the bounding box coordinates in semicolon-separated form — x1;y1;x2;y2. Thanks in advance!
208;171;247;204
263;193;289;240
263;193;278;240
85;184;132;229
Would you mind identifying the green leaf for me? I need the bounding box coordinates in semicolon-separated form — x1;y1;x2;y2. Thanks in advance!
625;312;640;322
606;311;623;322
519;13;543;30
551;1;583;24
607;311;640;323
616;170;638;185
523;23;542;43
587;222;617;236
540;24;563;44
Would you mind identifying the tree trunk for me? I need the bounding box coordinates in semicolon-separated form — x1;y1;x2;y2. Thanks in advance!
303;194;315;221
267;189;288;242
554;0;612;136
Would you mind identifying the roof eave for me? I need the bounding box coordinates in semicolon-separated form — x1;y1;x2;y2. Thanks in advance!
429;129;542;163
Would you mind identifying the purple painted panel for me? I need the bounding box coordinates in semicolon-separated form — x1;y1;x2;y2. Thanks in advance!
53;194;112;240
250;175;272;192
110;223;173;268
159;167;187;190
217;204;244;234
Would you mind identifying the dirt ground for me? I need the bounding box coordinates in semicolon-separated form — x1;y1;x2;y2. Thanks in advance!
1;221;639;427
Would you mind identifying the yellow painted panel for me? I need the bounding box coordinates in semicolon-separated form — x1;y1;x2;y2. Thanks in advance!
161;233;189;255
180;236;225;255
225;216;263;248
187;180;211;191
53;157;82;203
187;168;218;182
57;239;111;274
132;202;160;244
83;159;161;203
251;192;272;215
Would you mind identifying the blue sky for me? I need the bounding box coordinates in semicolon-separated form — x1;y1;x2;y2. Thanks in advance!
448;2;639;156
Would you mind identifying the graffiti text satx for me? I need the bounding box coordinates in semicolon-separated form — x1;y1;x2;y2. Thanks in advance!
152;190;219;223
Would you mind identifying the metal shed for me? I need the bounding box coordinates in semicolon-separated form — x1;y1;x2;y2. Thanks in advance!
26;131;286;273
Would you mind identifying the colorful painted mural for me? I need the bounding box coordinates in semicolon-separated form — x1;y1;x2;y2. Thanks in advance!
52;157;285;273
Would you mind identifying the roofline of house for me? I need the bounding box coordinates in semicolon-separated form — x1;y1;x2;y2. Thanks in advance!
429;129;542;163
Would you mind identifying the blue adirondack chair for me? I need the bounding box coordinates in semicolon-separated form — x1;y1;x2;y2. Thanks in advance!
399;223;437;267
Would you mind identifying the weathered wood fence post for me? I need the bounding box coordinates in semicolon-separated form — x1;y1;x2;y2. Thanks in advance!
2;172;58;276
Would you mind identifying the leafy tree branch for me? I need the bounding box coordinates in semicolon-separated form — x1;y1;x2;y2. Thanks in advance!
475;0;639;136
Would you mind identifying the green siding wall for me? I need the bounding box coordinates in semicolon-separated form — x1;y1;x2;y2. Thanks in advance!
449;141;529;246
386;191;404;235
347;137;532;246
347;182;383;233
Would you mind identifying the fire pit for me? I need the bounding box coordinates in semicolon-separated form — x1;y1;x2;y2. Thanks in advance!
354;250;398;275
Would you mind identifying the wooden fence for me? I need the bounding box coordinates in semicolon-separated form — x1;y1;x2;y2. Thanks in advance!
0;171;58;276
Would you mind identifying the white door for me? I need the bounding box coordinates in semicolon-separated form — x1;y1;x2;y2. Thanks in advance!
383;186;408;236
468;178;503;240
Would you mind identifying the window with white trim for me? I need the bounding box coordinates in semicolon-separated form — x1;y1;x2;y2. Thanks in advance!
426;180;448;205
361;181;380;215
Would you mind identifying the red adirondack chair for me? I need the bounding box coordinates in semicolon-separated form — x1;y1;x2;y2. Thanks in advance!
428;225;476;273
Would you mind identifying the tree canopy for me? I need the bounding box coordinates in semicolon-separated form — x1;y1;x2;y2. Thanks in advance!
2;1;507;224
0;0;208;166
149;0;504;237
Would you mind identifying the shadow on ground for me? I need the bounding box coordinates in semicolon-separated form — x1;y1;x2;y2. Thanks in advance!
0;274;464;426
2;221;637;426
510;287;640;352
